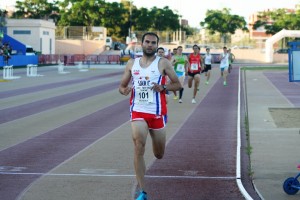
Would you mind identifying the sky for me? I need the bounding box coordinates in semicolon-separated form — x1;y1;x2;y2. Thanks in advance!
1;0;299;28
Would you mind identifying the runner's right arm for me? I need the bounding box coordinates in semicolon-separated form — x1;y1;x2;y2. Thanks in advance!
119;59;134;96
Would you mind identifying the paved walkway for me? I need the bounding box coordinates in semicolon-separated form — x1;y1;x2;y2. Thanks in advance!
0;64;299;199
244;69;300;200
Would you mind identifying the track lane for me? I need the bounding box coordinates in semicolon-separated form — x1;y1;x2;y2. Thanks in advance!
0;81;120;124
0;71;122;99
143;69;246;199
0;99;129;200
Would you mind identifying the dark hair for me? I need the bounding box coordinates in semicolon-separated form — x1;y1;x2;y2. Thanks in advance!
141;32;159;43
157;47;164;52
173;48;177;51
223;46;227;49
193;44;198;49
177;46;183;49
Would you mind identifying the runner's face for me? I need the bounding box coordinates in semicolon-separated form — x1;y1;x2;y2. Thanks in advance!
157;50;164;57
142;35;158;56
177;47;183;54
193;47;198;53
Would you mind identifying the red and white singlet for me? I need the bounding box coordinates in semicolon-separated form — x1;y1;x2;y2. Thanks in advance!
130;56;167;115
188;53;202;73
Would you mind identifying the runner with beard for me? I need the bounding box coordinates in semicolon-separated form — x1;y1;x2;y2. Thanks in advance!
119;32;181;200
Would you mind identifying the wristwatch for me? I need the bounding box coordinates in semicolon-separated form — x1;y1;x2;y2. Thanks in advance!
162;85;167;90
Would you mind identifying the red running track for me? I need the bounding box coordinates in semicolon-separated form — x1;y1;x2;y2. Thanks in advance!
143;69;246;199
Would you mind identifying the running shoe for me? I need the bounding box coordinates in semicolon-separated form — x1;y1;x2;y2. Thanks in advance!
179;99;183;103
223;81;227;86
192;99;196;104
205;81;209;85
173;96;178;100
136;191;147;200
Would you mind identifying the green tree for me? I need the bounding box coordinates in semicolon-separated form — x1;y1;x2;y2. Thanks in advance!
253;8;300;35
58;0;106;26
0;9;7;27
9;0;183;41
150;6;180;31
13;0;59;21
101;2;128;37
0;9;7;41
200;8;248;44
130;6;179;32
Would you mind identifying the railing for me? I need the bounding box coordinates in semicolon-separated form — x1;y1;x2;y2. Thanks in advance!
38;54;121;65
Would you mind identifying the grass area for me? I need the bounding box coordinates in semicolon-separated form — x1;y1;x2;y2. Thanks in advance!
241;66;288;70
0;79;11;82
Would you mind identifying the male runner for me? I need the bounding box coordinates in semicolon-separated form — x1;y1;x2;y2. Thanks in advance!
170;46;188;103
187;45;203;103
119;32;181;200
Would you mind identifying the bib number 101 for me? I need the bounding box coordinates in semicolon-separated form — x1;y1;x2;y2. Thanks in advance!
136;86;153;104
139;91;149;99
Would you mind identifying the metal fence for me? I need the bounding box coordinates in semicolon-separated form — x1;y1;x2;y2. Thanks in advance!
38;54;121;65
55;27;187;43
130;30;186;44
55;26;101;40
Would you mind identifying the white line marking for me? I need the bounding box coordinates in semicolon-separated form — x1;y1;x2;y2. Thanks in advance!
0;172;236;180
236;68;254;200
16;121;130;200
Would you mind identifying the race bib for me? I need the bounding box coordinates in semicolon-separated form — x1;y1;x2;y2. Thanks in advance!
191;63;198;70
176;64;185;72
135;86;154;104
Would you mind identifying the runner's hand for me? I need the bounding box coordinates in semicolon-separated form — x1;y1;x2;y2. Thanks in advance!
151;82;164;92
120;87;131;96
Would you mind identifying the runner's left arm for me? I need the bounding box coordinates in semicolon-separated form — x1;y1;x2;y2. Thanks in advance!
160;58;181;92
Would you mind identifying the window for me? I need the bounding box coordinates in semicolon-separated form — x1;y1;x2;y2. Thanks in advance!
13;30;31;35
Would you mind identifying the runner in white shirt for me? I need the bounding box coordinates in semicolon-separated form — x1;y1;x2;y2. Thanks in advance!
203;48;212;85
119;32;181;200
219;46;229;86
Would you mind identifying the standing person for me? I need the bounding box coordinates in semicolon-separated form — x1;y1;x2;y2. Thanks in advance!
219;46;229;86
2;44;11;65
228;48;235;73
187;45;202;104
0;45;3;56
119;32;181;200
170;46;188;103
166;49;172;60
203;47;212;85
172;48;177;56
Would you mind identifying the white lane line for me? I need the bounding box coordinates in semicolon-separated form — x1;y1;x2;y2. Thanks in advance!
236;68;254;200
0;172;236;180
16;121;130;200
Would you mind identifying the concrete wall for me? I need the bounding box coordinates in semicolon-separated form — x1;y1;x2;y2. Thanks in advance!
55;40;106;55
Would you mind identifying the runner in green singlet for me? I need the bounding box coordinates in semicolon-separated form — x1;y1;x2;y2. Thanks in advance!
170;46;188;103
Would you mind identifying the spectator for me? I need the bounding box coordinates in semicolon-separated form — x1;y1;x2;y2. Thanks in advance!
2;44;11;65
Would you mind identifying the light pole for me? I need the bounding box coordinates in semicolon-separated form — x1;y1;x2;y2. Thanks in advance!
129;0;132;39
179;17;182;43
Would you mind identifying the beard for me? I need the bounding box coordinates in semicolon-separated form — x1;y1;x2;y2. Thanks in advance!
143;48;156;57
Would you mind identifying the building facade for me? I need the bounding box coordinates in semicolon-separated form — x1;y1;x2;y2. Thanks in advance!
6;19;55;54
